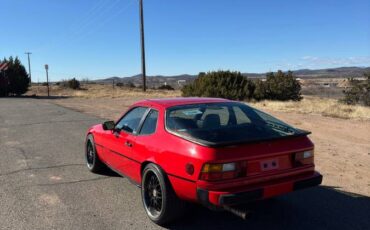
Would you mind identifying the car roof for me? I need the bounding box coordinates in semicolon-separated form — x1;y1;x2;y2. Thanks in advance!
135;97;232;108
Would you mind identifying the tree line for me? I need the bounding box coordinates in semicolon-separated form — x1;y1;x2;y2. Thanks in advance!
0;56;30;96
1;55;368;106
182;70;302;101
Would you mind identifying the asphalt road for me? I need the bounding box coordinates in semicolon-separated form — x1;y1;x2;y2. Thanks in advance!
0;98;369;230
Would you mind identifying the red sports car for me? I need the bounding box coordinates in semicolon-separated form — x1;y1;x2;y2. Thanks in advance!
85;97;322;225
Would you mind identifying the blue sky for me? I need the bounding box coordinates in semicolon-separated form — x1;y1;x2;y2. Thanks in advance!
1;0;369;81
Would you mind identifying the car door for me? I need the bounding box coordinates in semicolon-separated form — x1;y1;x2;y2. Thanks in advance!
104;107;149;177
127;109;159;183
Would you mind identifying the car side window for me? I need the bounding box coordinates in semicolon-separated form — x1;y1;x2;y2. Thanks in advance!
139;110;158;135
115;107;148;134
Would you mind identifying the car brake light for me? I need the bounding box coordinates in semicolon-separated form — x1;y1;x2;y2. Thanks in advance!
294;150;314;165
200;161;247;181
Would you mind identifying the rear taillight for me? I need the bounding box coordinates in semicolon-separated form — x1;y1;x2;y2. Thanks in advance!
199;161;247;181
294;150;314;166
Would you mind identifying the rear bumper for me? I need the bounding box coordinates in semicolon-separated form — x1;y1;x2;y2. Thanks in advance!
197;172;322;207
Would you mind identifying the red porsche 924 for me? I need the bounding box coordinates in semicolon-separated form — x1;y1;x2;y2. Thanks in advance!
85;97;322;225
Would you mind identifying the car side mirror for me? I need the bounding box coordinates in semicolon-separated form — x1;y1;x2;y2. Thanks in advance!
102;121;115;131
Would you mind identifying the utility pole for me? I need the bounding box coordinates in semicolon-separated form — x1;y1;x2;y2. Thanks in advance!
139;0;146;92
25;52;32;84
45;64;50;97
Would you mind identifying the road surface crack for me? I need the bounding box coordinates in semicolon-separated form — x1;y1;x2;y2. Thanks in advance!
0;119;98;128
33;177;111;187
0;163;84;177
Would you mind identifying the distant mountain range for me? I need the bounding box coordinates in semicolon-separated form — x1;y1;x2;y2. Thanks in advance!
95;66;370;88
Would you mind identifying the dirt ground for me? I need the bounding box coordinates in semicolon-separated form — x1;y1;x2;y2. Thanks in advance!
50;96;370;197
265;110;370;197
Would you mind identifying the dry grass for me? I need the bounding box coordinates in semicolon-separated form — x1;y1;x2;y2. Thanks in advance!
27;84;181;98
28;84;370;120
250;96;370;121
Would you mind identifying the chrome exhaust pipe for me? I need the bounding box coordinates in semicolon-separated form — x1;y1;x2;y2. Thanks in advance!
223;205;250;220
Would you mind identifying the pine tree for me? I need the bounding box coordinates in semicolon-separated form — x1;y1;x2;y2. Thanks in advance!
4;56;30;96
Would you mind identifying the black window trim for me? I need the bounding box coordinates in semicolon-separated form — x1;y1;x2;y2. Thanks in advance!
115;106;150;136
137;108;159;136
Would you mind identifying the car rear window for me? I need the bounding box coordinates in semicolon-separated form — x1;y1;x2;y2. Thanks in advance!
166;102;308;146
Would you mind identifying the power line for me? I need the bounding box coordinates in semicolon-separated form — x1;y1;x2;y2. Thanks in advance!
34;0;121;52
66;0;135;45
59;0;122;45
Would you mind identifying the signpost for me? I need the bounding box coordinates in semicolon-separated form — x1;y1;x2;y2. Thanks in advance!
45;64;50;97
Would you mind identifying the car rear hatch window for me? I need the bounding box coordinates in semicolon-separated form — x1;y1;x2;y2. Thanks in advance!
165;102;309;147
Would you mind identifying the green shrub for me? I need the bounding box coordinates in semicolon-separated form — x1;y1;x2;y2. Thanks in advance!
59;78;81;89
342;73;370;106
158;84;174;90
126;82;136;88
116;82;124;87
66;78;80;89
253;80;268;101
182;70;302;101
263;71;302;101
182;70;255;100
181;84;195;97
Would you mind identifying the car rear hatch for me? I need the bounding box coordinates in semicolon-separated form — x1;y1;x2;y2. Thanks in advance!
197;135;315;191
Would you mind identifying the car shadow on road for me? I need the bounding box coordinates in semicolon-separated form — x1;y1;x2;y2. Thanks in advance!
94;167;122;178
169;186;370;230
34;95;70;99
0;95;70;99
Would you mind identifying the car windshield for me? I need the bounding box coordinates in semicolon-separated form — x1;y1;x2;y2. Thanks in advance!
166;102;309;146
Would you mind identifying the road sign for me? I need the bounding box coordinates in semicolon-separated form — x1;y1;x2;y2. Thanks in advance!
0;62;9;71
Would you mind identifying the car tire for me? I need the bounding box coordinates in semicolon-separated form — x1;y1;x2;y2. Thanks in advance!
141;163;188;226
85;134;105;173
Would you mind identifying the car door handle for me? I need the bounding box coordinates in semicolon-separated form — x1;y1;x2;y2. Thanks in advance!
125;141;133;147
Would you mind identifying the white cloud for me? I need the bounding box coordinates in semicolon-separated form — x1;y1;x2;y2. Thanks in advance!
301;56;319;61
270;56;370;71
299;56;370;66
